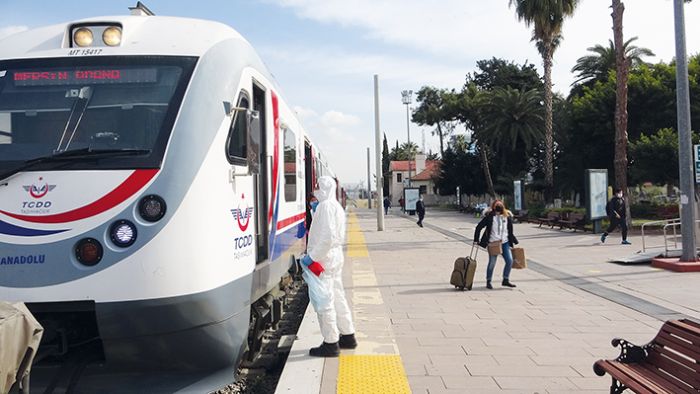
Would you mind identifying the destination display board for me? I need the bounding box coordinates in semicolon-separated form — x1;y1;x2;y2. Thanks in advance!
11;68;157;86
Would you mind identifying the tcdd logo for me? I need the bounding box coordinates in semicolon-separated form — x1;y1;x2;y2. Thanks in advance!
231;193;254;232
23;177;56;199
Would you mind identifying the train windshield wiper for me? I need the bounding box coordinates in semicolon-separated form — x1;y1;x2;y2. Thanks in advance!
0;148;152;184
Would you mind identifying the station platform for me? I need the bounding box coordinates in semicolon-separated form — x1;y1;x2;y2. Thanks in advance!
276;207;700;394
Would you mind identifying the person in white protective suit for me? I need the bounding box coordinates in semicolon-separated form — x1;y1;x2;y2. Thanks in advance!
301;176;357;357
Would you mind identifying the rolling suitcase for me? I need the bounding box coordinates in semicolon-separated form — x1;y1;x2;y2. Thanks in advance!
450;243;478;291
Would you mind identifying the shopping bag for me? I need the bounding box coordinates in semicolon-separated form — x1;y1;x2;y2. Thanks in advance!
487;241;502;256
301;264;332;311
512;247;527;269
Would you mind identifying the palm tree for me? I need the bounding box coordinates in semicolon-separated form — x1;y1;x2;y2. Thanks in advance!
390;141;420;161
612;0;631;224
509;0;579;202
477;87;544;151
571;37;655;85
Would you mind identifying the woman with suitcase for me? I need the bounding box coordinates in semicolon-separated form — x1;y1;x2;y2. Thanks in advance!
473;200;518;289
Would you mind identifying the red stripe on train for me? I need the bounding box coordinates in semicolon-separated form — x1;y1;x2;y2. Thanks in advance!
0;169;158;224
276;212;306;230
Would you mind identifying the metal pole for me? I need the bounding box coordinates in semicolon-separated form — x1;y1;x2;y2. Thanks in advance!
374;75;385;231
406;102;412;187
674;0;697;261
366;147;371;210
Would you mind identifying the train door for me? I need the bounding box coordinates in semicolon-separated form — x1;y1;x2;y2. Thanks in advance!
251;82;268;263
304;141;314;237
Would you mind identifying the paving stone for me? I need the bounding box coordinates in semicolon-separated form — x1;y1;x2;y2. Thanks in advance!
568;376;609;390
408;376;446;392
494;376;579;390
467;364;579;377
441;375;501;390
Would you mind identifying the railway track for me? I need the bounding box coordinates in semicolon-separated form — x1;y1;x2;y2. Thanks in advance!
215;281;309;394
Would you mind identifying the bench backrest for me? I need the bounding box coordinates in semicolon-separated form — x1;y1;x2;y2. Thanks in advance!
570;212;585;221
648;319;700;391
547;211;559;219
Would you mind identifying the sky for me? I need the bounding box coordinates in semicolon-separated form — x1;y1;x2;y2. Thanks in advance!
1;0;700;189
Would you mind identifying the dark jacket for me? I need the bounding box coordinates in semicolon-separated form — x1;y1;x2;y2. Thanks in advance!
383;198;391;208
416;200;425;215
473;210;518;248
606;196;626;218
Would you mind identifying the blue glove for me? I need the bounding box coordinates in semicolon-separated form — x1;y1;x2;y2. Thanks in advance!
301;255;312;266
310;201;319;212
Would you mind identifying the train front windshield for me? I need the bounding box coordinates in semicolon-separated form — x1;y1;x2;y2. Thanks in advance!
0;56;196;172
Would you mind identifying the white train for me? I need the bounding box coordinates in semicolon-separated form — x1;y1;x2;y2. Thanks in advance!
0;4;340;391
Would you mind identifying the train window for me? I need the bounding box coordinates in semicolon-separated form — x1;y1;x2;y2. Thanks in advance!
226;92;249;164
0;56;197;171
283;127;297;201
0;113;10;144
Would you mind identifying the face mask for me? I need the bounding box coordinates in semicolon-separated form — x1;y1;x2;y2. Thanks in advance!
495;206;504;213
310;201;319;212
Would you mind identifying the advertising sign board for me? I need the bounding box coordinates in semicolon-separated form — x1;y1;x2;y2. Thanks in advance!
404;188;420;212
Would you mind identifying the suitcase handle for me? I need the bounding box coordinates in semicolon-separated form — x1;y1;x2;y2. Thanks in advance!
469;242;478;259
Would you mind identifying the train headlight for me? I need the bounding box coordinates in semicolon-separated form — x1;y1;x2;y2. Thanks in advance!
110;220;137;247
102;26;122;46
75;238;103;266
139;195;166;222
73;28;94;47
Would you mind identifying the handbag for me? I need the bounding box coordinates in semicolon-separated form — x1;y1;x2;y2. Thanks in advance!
487;241;502;256
512;247;527;269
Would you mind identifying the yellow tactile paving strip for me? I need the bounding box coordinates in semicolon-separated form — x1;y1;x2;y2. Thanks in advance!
334;212;411;393
337;355;411;394
347;212;369;257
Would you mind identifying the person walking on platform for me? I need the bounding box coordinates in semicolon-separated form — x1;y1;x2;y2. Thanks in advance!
601;188;631;245
473;200;518;289
383;195;391;215
302;176;357;357
416;195;426;227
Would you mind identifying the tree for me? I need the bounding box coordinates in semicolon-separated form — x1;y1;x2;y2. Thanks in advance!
571;37;655;85
436;142;487;197
455;59;544;198
412;86;455;156
382;134;390;196
477;87;544;151
629;128;700;189
390;141;420;161
448;85;497;198
611;0;630;201
468;57;543;92
509;0;580;202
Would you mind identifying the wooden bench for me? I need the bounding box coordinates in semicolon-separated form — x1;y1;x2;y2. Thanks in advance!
537;211;560;228
593;319;700;394
513;209;529;223
656;206;679;220
558;212;587;232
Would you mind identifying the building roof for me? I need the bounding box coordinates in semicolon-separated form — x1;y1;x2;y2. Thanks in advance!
389;161;413;172
411;161;441;181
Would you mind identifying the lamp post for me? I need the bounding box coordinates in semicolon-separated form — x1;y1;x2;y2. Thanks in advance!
673;0;697;262
401;90;413;187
